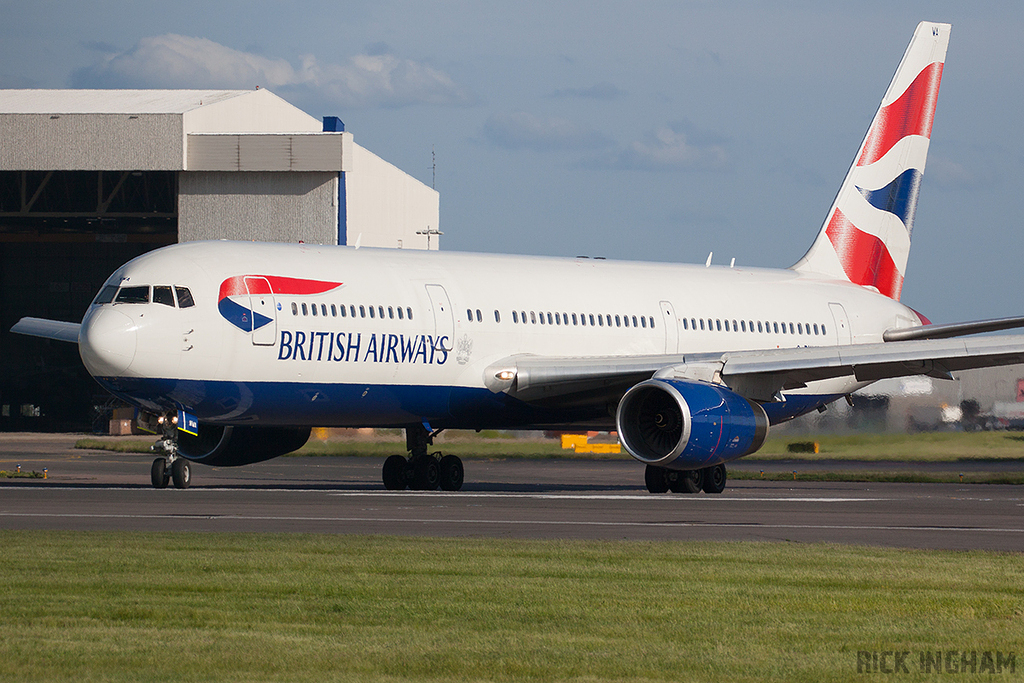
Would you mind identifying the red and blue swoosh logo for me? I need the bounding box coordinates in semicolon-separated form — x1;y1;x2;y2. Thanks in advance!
218;275;342;333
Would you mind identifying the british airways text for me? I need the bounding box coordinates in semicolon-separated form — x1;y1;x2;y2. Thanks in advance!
277;330;450;365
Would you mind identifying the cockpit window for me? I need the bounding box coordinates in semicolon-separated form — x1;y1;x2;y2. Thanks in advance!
175;287;195;308
93;285;119;305
153;286;175;307
115;286;150;304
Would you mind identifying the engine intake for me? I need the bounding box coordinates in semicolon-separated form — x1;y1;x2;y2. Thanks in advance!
178;425;312;467
616;379;768;469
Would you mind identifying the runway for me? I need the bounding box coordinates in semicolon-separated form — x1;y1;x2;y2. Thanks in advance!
2;434;1023;551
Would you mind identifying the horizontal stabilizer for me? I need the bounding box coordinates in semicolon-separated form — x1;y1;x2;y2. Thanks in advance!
883;315;1024;342
11;317;81;343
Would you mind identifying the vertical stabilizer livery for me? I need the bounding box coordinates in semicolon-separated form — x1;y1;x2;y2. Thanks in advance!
14;22;1024;495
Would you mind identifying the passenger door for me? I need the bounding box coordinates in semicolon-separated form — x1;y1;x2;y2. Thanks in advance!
246;276;277;346
425;284;455;351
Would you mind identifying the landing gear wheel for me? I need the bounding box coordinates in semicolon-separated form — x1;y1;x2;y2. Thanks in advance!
702;464;727;494
412;456;440;491
669;469;702;494
438;455;464;491
645;465;669;493
151;458;169;489
382;455;409;490
170;458;191;490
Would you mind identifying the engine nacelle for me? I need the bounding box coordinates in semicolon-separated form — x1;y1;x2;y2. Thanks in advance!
616;379;769;470
177;425;312;467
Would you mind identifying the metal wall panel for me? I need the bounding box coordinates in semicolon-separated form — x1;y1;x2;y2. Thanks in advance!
0;114;183;170
177;171;337;244
187;134;349;172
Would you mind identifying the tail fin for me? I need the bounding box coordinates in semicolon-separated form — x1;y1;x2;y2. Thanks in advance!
791;21;951;301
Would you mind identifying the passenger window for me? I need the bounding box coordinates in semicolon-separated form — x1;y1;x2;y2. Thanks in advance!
740;320;746;332
589;314;595;326
650;317;655;329
716;320;722;332
615;315;621;327
572;313;578;325
700;319;705;330
115;285;150;304
322;304;328;317
331;304;337;317
93;284;119;305
407;308;413;320
494;310;500;323
531;311;537;324
632;316;638;328
547;312;553;325
476;309;482;323
646;317;651;329
757;321;763;333
351;305;356;317
302;303;308;316
397;307;403;320
813;323;819;335
467;308;473;321
598;315;604;327
822;325;827;335
790;323;795;334
153;286;174;307
369;306;375;319
359;305;365;318
555;313;561;326
513;311;519;323
389;307;394;319
340;305;347;317
291;302;298;316
378;306;384;319
312;304;318;317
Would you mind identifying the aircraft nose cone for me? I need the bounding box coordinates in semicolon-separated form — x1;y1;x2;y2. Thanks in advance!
79;308;138;377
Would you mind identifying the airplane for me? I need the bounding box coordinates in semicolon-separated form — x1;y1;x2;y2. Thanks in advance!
13;21;1024;494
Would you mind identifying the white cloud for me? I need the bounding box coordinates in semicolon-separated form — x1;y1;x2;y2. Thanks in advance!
71;34;473;109
482;112;611;151
595;125;729;171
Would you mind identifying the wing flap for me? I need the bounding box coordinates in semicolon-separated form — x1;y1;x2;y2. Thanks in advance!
494;334;1024;407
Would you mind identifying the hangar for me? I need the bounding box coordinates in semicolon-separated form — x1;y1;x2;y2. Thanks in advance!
0;88;440;431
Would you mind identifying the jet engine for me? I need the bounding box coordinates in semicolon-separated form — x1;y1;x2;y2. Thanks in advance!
616;379;768;470
177;424;312;467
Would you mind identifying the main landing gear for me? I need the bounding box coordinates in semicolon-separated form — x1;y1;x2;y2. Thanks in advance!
381;424;464;491
645;463;727;494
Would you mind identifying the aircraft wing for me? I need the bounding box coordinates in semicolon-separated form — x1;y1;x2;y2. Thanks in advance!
10;317;81;343
489;333;1024;407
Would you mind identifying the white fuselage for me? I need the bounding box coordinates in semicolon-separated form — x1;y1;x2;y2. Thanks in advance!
78;240;920;428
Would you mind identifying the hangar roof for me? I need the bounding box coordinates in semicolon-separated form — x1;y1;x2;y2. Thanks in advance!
0;89;250;114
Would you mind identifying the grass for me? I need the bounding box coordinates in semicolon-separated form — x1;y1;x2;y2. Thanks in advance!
0;470;44;479
757;431;1024;461
0;531;1021;682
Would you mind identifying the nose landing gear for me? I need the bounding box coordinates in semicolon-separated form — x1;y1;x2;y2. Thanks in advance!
144;411;192;490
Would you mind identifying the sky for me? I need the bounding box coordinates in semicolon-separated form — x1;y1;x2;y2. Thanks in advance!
1;1;1022;324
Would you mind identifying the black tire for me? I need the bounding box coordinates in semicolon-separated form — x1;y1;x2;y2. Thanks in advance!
702;464;727;494
645;465;669;493
382;455;408;490
669;469;702;494
171;458;191;489
151;458;169;489
412;456;440;491
438;455;464;491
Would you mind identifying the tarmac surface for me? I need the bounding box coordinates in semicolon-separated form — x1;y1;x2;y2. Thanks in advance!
2;433;1023;552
